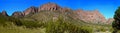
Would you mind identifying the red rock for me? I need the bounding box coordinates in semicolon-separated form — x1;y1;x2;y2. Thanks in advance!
1;10;8;16
74;9;106;23
38;2;61;11
23;6;38;16
106;18;114;24
60;8;72;12
12;11;24;17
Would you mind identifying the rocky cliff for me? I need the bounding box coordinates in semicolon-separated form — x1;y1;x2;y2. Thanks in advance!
106;18;114;24
23;6;38;16
38;2;61;11
12;11;24;17
0;10;8;16
74;9;106;23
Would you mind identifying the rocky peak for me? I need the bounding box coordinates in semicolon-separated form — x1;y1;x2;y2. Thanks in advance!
106;18;114;24
12;11;24;17
38;2;61;11
23;6;38;16
1;10;8;16
74;9;106;23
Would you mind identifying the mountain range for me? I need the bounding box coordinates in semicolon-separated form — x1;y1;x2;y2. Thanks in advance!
0;2;114;24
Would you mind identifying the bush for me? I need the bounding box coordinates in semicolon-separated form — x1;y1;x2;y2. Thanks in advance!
18;20;45;28
46;16;93;33
12;18;45;28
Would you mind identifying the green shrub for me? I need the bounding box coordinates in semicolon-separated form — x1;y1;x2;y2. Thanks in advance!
46;16;93;33
19;20;44;28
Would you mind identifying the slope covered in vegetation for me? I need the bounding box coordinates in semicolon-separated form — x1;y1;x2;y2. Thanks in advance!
0;10;113;33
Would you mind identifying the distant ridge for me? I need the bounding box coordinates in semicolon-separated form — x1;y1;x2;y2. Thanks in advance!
0;2;113;24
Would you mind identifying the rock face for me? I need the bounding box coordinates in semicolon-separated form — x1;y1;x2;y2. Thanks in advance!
23;6;38;16
38;2;61;11
12;6;38;17
74;10;106;23
12;11;24;17
1;10;8;16
106;18;114;24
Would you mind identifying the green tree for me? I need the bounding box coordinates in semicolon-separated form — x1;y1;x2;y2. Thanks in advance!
112;7;120;33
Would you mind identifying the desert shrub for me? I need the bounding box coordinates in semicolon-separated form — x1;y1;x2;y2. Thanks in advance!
0;16;12;26
99;28;106;32
46;18;65;33
9;18;44;28
19;20;42;28
46;16;93;33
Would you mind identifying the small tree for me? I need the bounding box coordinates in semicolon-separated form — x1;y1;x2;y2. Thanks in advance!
112;7;120;33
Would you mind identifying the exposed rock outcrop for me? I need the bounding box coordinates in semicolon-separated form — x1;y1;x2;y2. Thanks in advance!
74;9;106;23
23;6;38;16
106;18;114;24
12;11;24;17
38;2;61;11
1;10;8;16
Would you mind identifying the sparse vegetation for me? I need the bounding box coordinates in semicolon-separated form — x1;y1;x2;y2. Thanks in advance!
46;16;93;33
0;11;113;33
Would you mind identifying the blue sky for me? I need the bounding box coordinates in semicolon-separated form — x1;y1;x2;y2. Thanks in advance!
0;0;120;19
